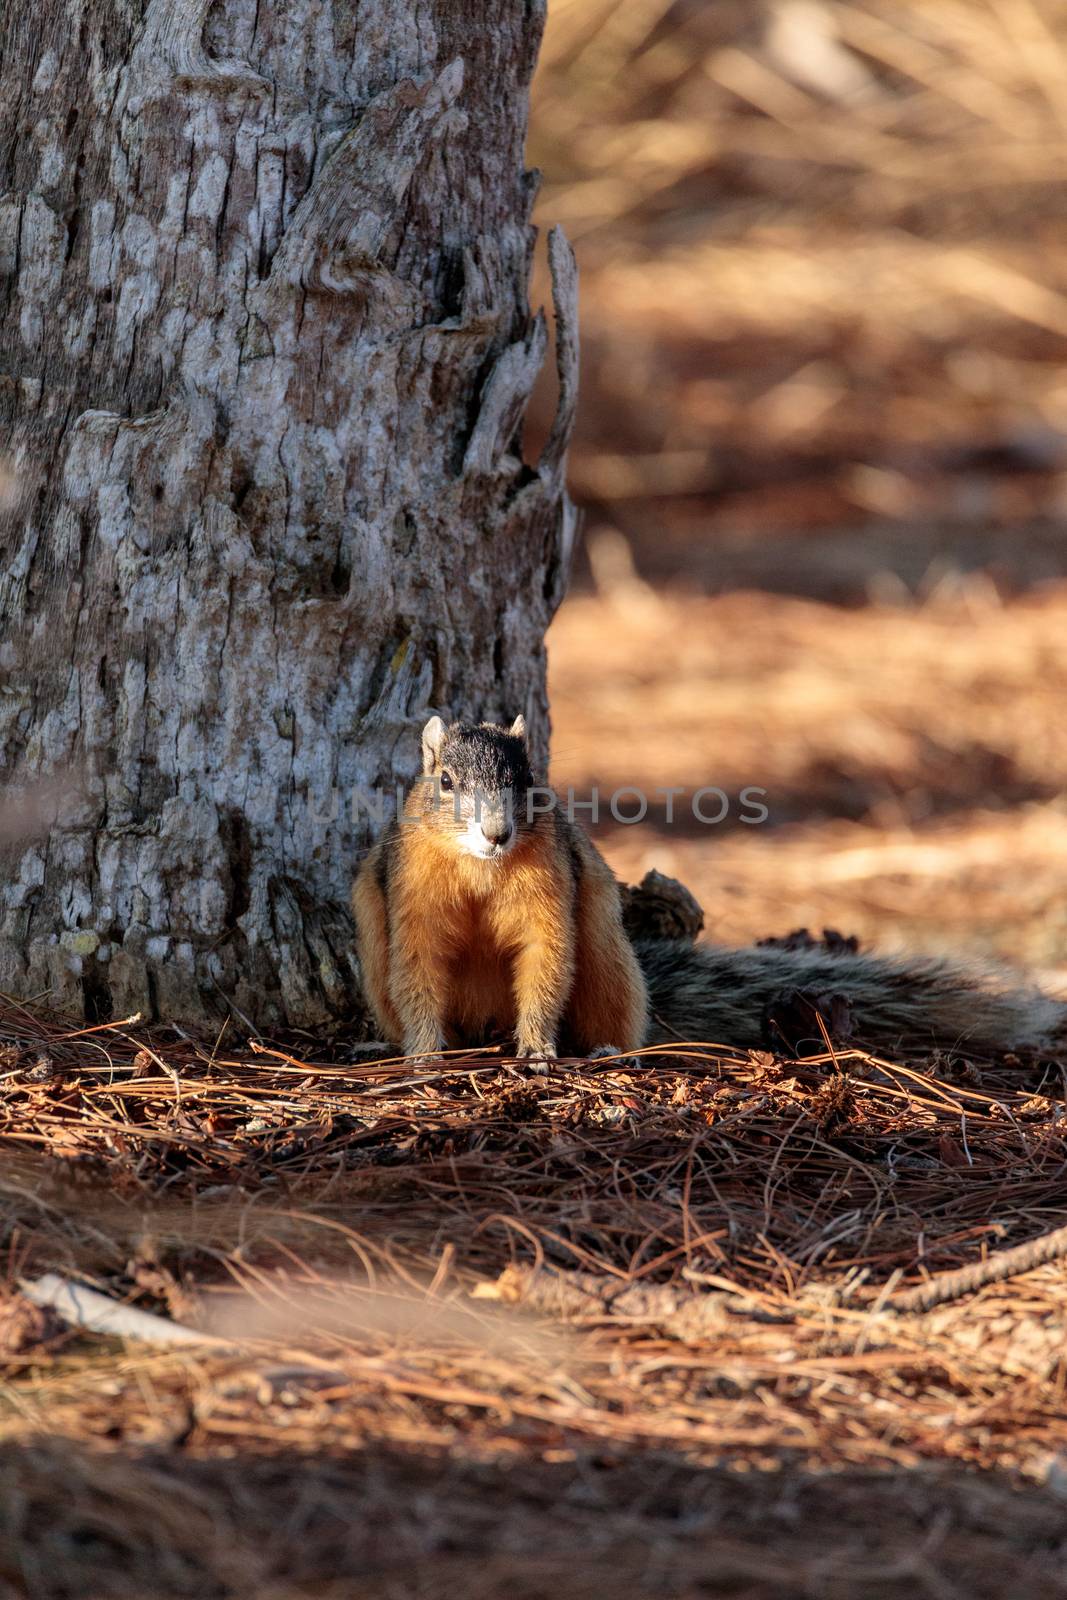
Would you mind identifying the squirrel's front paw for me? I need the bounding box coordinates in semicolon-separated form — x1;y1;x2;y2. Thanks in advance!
516;1036;557;1074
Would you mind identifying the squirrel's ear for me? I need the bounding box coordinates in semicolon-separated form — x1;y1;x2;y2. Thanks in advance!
421;715;446;773
509;714;527;743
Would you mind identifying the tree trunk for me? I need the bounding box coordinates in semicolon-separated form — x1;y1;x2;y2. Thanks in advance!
0;0;577;1027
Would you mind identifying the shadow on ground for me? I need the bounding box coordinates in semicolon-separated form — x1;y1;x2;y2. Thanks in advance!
5;1435;1067;1599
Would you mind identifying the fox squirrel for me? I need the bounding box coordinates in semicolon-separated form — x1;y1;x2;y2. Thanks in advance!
353;717;1065;1061
353;715;647;1059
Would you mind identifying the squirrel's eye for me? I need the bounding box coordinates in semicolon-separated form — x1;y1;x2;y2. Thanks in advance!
439;771;454;793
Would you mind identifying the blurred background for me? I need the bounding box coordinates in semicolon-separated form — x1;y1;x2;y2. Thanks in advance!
530;0;1067;978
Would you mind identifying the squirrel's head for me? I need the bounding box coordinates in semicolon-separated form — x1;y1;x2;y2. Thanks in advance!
415;715;536;860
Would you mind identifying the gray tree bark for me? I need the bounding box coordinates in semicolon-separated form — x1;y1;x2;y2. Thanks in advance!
0;0;577;1027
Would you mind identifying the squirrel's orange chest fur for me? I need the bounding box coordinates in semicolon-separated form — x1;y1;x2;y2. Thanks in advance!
391;822;569;1046
441;899;516;1040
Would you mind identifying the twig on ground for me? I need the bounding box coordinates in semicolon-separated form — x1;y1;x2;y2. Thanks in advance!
888;1222;1067;1312
21;1273;231;1348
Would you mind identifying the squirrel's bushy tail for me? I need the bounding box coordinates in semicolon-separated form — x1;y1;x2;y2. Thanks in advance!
634;937;1066;1056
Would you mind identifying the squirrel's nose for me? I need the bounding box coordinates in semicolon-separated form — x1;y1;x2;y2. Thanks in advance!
484;821;514;847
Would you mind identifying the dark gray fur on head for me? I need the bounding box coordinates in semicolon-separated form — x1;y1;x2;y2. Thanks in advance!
440;721;535;797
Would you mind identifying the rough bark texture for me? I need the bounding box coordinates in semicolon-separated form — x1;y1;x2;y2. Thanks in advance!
0;0;577;1026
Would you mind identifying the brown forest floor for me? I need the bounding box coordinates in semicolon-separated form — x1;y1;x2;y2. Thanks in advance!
3;584;1067;1597
4;1001;1067;1599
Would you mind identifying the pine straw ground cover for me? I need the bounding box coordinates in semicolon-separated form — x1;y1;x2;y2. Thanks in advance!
2;1002;1067;1595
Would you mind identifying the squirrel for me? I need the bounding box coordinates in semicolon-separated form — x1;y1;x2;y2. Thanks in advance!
353;716;1066;1062
353;715;648;1060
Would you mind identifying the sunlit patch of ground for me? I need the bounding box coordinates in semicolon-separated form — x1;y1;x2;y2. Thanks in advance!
548;583;1067;979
